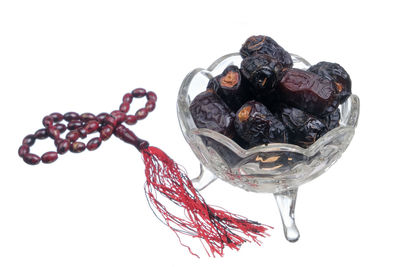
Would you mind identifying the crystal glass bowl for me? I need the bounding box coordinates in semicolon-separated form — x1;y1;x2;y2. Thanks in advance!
177;53;359;242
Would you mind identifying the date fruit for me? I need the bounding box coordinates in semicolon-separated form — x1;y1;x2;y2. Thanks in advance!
322;108;341;131
240;35;293;68
279;68;339;116
235;101;287;147
189;90;235;138
308;61;352;104
190;34;352;151
240;54;283;105
280;106;328;148
207;65;251;111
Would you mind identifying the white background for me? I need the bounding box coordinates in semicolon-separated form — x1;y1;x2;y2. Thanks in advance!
1;0;399;266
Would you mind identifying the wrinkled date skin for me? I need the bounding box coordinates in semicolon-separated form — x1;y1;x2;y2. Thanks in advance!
207;65;251;112
322;108;341;131
308;61;352;104
240;35;293;68
240;54;283;105
279;68;339;116
280;106;328;148
235;101;287;147
190;35;351;151
189;90;235;138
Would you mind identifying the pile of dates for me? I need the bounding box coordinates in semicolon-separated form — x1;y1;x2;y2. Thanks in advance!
190;35;352;149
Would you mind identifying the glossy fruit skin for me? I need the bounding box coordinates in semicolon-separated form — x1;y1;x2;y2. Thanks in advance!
207;65;251;112
279;68;339;116
189;90;235;138
240;54;283;105
240;35;293;68
234;101;287;147
280;106;328;148
308;61;352;104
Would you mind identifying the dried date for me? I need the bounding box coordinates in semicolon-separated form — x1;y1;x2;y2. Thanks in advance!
322;108;341;131
240;54;284;105
279;68;339;116
235;101;287;147
207;65;251;111
189;90;235;138
280;106;328;148
240;35;293;68
232;135;251;150
308;61;352;104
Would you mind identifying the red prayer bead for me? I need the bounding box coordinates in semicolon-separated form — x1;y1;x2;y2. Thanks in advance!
50;112;63;123
145;101;156;112
100;125;114;140
135;108;148;120
42;116;54;127
146;91;157;102
104;115;117;127
23;134;36;146
68;120;83;130
84;120;100;134
119;102;130;113
66;130;80;142
87;137;102;151
18;145;29;157
20;89;157;165
55;123;67;133
64;112;80;122
78;128;87;138
81;112;96;122
57;139;70;154
23;153;41;165
111;110;126;124
54;139;64;146
97;112;108;123
70;142;85;153
125;115;137;125
41;151;58;163
34;128;48;139
47;126;60;140
132;88;146;98
122;93;133;103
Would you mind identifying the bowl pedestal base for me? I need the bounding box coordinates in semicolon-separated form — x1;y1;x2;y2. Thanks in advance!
192;164;301;242
274;188;300;242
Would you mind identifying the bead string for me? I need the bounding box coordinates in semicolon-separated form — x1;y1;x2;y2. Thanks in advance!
17;88;271;257
18;88;157;165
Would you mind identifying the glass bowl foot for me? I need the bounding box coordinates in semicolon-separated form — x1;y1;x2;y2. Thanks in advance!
274;188;300;242
190;164;217;191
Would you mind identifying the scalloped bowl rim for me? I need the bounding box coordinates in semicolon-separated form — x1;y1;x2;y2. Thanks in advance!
177;52;359;159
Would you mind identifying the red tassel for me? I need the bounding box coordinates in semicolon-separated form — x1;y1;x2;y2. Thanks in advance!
19;89;272;257
142;146;273;257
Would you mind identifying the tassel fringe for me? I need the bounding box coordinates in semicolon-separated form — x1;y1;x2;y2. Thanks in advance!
142;146;272;257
